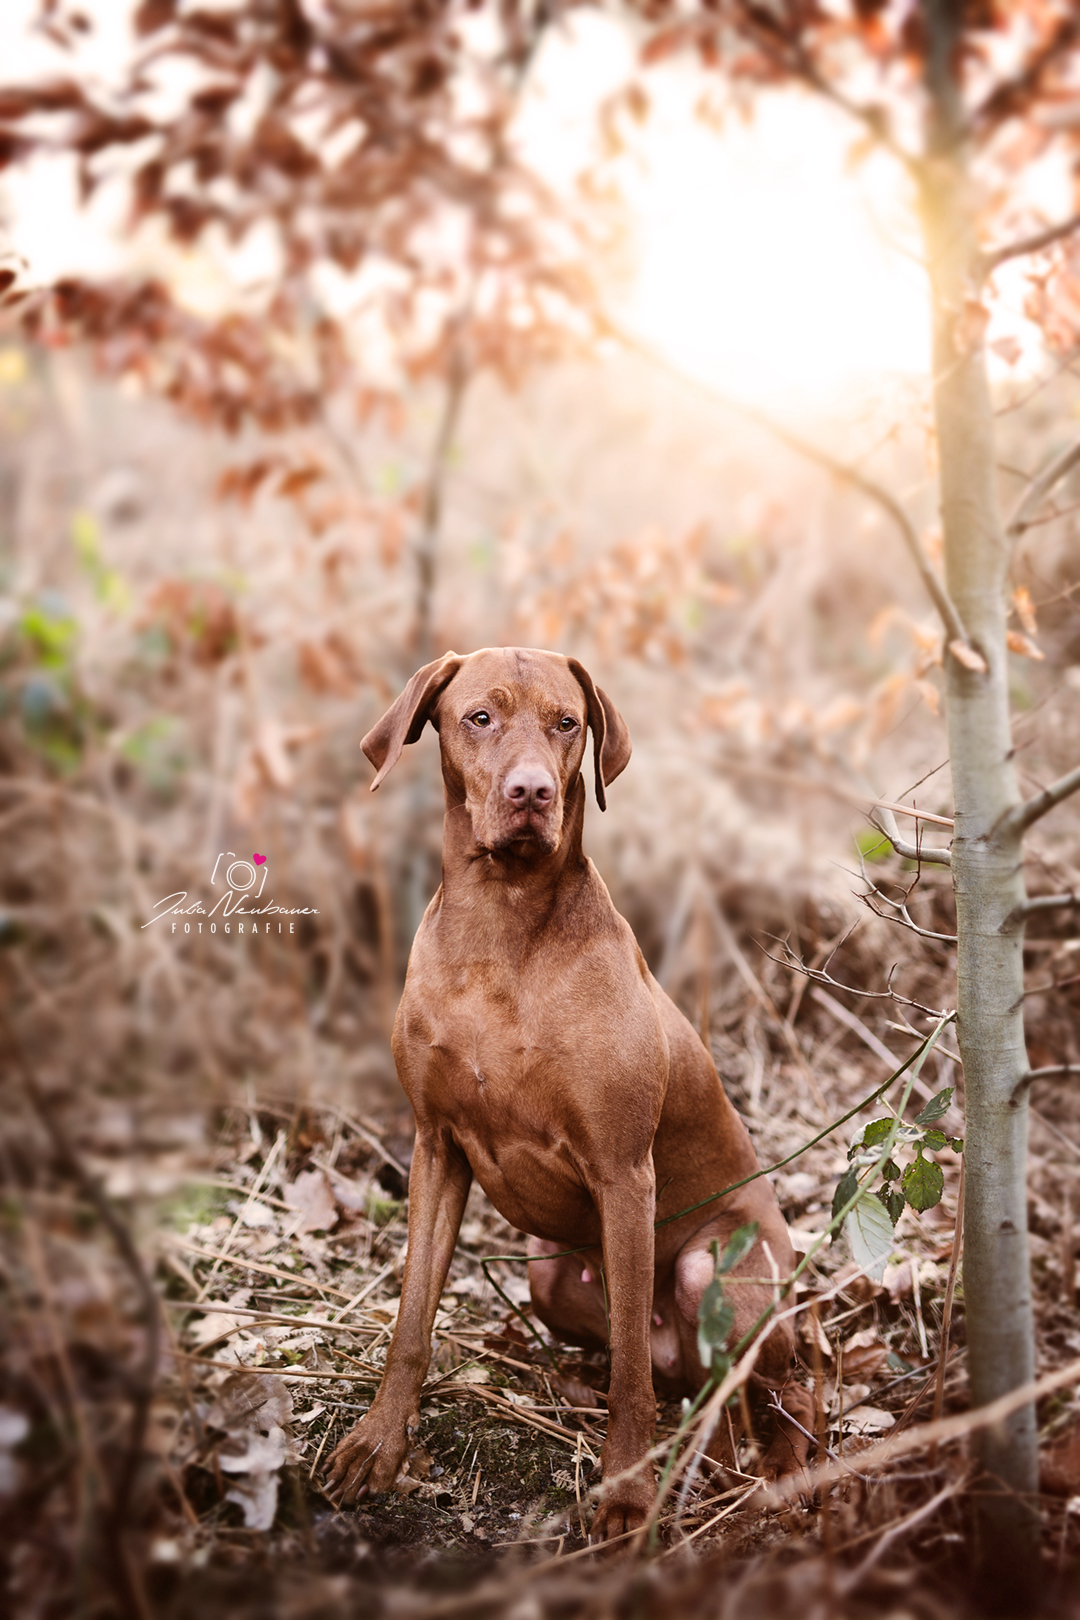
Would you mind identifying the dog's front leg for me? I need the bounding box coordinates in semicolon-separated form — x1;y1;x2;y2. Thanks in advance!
590;1164;658;1543
325;1128;471;1504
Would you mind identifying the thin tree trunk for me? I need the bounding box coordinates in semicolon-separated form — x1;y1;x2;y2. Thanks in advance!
403;352;470;947
414;347;469;667
918;0;1038;1591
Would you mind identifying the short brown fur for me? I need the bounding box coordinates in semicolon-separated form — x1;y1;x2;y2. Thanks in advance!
326;647;812;1539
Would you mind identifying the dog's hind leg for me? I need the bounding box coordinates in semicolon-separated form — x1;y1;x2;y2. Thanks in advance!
526;1237;609;1349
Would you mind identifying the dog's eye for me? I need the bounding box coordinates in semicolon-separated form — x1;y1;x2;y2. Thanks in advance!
558;716;577;732
470;711;491;728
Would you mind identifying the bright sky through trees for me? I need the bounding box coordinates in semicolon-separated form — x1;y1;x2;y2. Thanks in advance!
0;2;1065;409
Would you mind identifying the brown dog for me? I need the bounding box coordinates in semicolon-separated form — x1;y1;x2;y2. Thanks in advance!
326;647;812;1538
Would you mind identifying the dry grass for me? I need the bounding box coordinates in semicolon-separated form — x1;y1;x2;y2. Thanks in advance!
2;346;1080;1616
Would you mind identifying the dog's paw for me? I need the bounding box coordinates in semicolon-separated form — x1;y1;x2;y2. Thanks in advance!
588;1479;653;1546
323;1411;409;1506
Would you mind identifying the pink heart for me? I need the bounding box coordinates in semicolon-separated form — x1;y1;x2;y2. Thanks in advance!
253;853;267;865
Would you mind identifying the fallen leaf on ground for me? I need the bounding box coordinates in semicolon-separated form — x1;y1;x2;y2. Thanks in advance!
841;1332;890;1380
844;1405;896;1434
550;1369;599;1409
1041;1416;1080;1495
284;1168;338;1233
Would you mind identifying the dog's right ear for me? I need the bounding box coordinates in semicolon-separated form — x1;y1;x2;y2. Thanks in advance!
362;653;464;790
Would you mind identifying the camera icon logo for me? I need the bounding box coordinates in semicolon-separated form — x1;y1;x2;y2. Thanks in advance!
211;851;269;898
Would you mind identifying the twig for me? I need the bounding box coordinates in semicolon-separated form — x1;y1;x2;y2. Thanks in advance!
707;886;826;1106
984;213;1080;275
321;1106;410;1181
767;936;950;1020
308;1422;335;1482
1006;438;1080;541
1012;1064;1080;1103
1000;762;1080;838
857;859;957;943
166;1349;378;1382
871;805;952;867
756;1351;1080;1509
164;1235;351;1299
196;1132;284;1301
930;1158;965;1469
661;1480;762;1555
0;1013;160;1616
836;1476;965;1595
434;1380;599;1456
1003;890;1080;926
332;1259;397;1321
715;757;954;829
610;321;973;652
810;988;937;1104
910;1256;929;1362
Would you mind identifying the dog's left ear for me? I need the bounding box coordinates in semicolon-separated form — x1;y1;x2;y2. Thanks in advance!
363;652;465;790
567;659;632;812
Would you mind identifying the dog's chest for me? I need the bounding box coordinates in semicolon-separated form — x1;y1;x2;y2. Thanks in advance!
404;966;566;1103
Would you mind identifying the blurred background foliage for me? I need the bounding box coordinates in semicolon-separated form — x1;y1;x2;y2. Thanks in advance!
2;1;1080;1614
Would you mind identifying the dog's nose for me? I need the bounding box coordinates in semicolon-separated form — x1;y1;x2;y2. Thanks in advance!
503;766;556;810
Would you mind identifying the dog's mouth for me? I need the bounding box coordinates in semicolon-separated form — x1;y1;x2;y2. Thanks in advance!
481;799;561;855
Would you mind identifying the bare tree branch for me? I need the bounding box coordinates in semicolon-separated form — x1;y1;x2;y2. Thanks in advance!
871;806;952;867
764;935;950;1021
982;212;1080;275
609;322;974;655
1011;1064;1080;1103
1001;891;1080;931
858;859;958;942
414;337;470;664
1005;438;1080;541
1000;764;1080;839
715;756;953;833
973;13;1080;138
724;8;915;172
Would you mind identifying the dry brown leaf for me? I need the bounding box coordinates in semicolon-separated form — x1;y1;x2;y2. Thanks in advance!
866;673;908;748
844;1404;896;1434
953;294;991;356
991;335;1023;367
799;1312;833;1359
1013;584;1038;635
283;1168;338;1233
1006;629;1045;661
840;1334;890;1380
1041;1415;1080;1495
948;638;989;673
550;1369;599;1409
254;718;294;789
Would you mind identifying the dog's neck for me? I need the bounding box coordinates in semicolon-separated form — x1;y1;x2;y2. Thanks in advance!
438;773;589;929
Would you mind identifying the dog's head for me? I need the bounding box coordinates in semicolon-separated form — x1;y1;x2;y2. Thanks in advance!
361;648;631;855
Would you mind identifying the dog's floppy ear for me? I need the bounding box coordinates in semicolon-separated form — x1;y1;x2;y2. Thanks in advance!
362;652;464;790
567;658;631;812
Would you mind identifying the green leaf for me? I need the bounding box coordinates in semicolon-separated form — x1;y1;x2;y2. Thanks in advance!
913;1088;953;1127
854;827;892;864
20;601;76;669
697;1249;735;1382
717;1222;759;1276
862;1118;894;1149
877;1187;905;1224
844;1191;896;1281
901;1151;945;1213
881;1158;901;1183
919;1128;948;1152
832;1166;859;1224
949;1137;964;1154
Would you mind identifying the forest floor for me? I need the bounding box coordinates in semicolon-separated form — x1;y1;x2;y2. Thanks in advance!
6;1011;1080;1620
